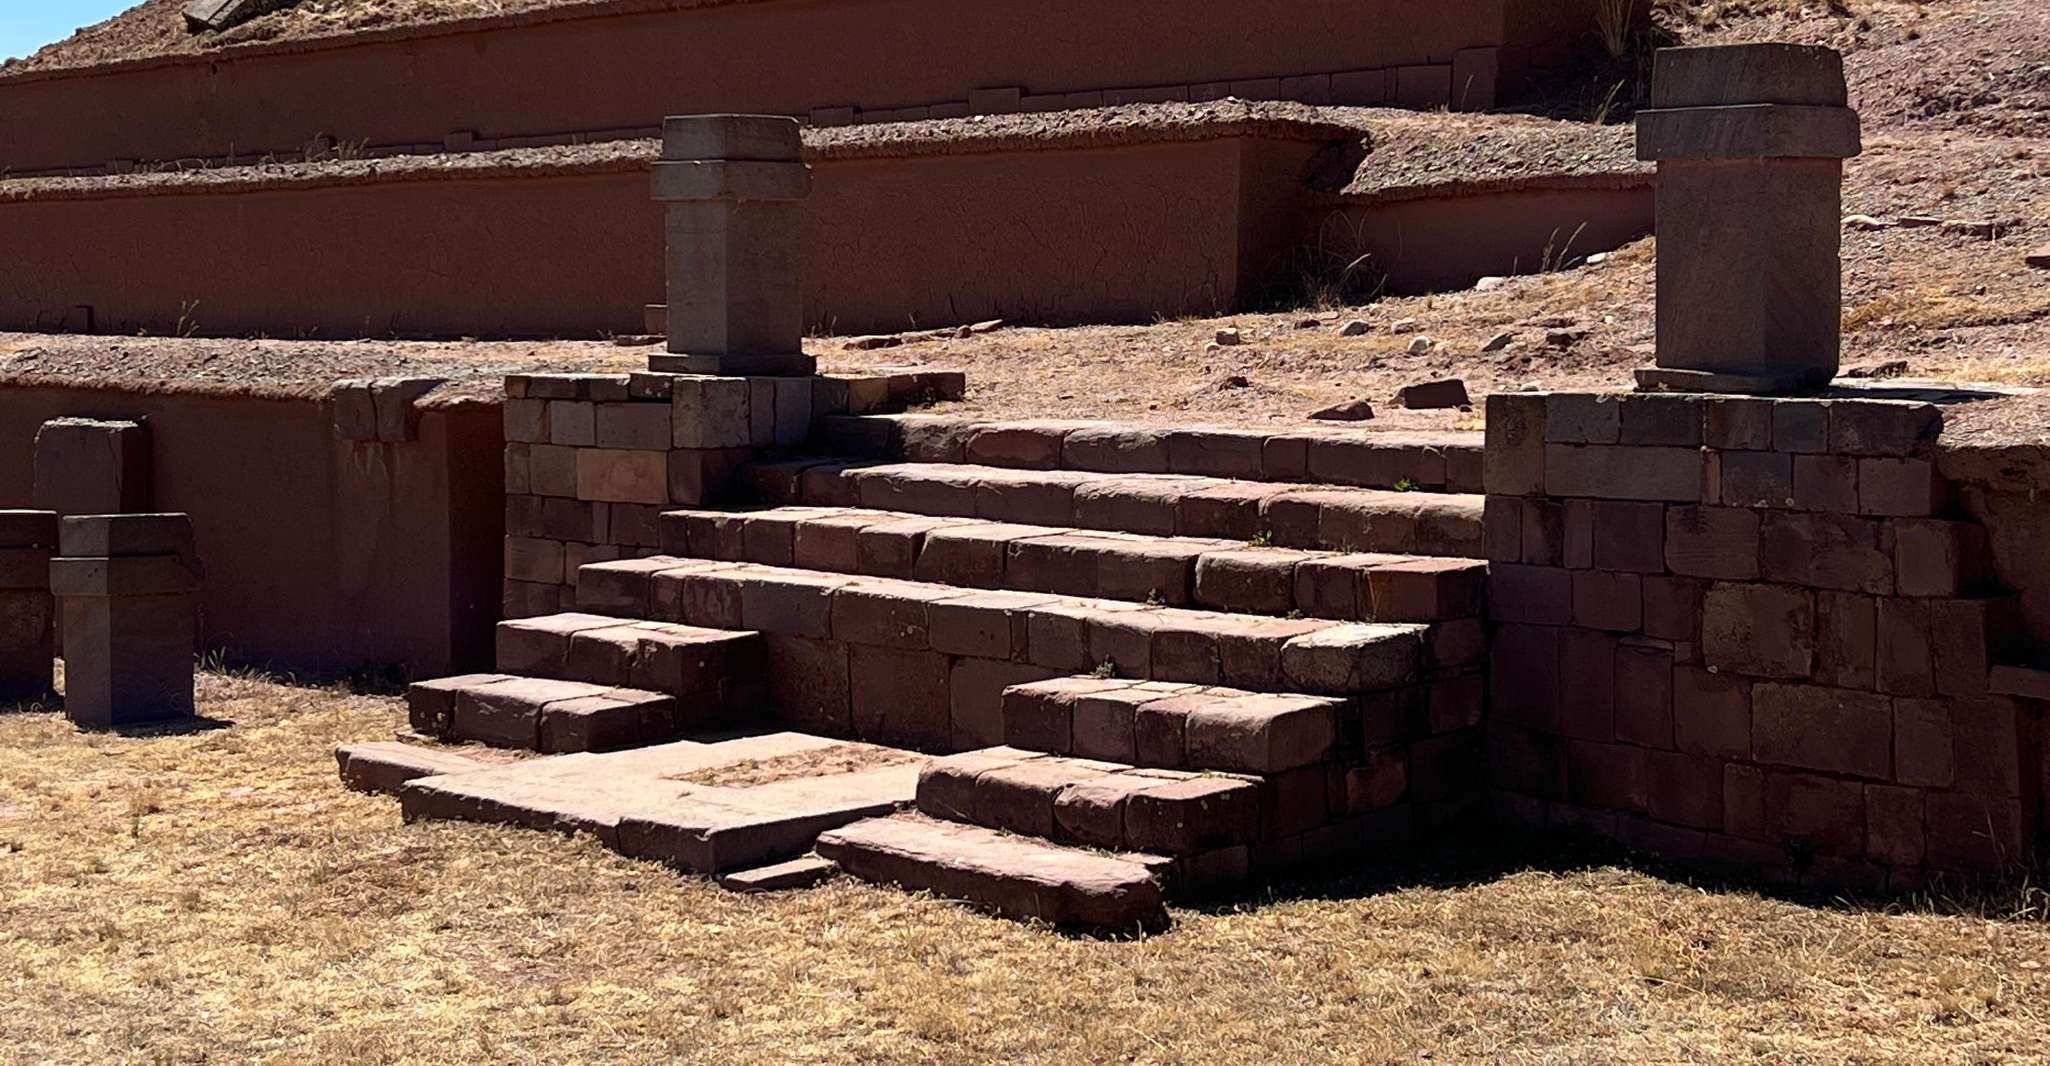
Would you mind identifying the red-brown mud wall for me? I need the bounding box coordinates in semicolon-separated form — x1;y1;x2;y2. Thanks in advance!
0;0;1597;174
0;140;1653;339
0;385;502;676
1323;185;1657;296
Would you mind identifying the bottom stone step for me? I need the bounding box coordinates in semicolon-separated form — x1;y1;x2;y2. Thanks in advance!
406;673;684;753
396;732;925;874
815;813;1170;933
335;741;505;795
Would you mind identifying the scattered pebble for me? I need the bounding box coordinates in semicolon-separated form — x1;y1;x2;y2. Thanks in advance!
1211;373;1251;391
1391;318;1421;334
1339;320;1371;337
1214;328;1242;346
1475;276;1508;291
968;319;1006;334
2028;244;2050;270
1393;378;1471;410
1293;317;1323;330
1584;252;1610;266
1897;216;1945;228
1546;328;1590;348
1481;331;1516;353
1405;336;1434;356
1843;214;1892;231
844;335;905;351
1941;219;1998;239
1309;399;1376;422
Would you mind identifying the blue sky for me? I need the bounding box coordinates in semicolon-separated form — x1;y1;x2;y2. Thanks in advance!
1;1;133;62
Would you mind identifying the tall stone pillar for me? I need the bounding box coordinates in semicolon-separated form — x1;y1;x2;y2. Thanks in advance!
51;514;202;729
1633;44;1861;394
649;115;816;378
0;510;58;703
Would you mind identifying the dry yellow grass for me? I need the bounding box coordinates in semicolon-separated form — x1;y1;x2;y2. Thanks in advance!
2;671;2048;1064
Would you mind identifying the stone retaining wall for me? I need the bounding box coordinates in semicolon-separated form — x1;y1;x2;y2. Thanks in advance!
1481;390;2043;888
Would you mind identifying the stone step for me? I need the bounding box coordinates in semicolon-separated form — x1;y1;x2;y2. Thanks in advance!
717;854;840;893
659;506;1484;623
405;672;686;754
738;460;1485;558
493;613;767;724
813;812;1171;933
397;731;925;874
335;741;503;795
915;748;1263;856
813;414;1484;493
574;557;1454;751
999;677;1347;773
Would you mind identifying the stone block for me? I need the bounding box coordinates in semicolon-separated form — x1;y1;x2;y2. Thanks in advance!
1672;666;1750;758
1546;445;1705;502
1568;741;1649;812
1856;458;1944;517
763;635;851;735
1892;519;1985;597
1773;401;1830;453
1544;394;1621;445
1812;591;1875;690
1704;397;1774;450
1641;575;1703;641
1646;750;1724;830
1759;512;1892;594
1484;496;1522;563
1892;697;1954;788
1487;564;1571;626
1484;394;1547;495
1615;644;1675;748
596;403;673;451
1489;624;1561;731
1828;400;1940;457
1619;394;1704;447
1719;450;1793;508
1764;770;1865;859
60;591;197;729
1651;42;1849;109
527;444;579;498
370;378;443;442
671;377;754;449
1701;582;1814;679
1572;571;1642;632
575;449;669;505
1752;683;1892;778
849;645;951;748
1559;628;1618;741
1873;599;1935;697
1924;792;2027;870
1664;506;1760;580
1394;64;1453;109
1790;453;1858;512
33;418;151;517
1522;498;1567;566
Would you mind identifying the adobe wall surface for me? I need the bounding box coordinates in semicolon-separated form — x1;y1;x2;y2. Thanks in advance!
1481;391;2043;890
0;126;1653;339
0;382;502;676
1323;183;1655;295
0;0;1602;175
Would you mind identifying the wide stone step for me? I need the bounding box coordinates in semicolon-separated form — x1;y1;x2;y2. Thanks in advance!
1000;677;1345;773
814;812;1171;933
493;613;767;723
405;672;685;754
738;459;1485;558
575;557;1441;705
397;731;924;874
916;748;1263;856
659;505;1484;623
812;414;1484;493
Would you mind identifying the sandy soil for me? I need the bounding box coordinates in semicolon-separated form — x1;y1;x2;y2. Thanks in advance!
0;672;2045;1065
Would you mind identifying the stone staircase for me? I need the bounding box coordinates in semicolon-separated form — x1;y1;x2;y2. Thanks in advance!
367;410;1489;932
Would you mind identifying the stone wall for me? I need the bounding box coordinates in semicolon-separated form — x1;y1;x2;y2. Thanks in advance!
1481;390;2043;889
0;0;1608;176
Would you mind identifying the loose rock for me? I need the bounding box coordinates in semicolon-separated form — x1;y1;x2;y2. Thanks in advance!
1941;219;1998;239
1339;320;1371;337
1211;373;1251;391
968;319;1006;334
845;334;905;351
1405;336;1433;356
1393;378;1471;410
2025;244;2050;270
1475;276;1508;291
1310;399;1376;422
1843;359;1910;379
1390;318;1420;334
1214;328;1243;346
1843;215;1892;231
1481;331;1516;353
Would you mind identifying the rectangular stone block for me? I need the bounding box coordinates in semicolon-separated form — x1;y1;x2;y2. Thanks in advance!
1752;682;1892;779
33;418;151;517
1759;512;1892;594
1701;582;1814;679
1483;394;1547;496
1790;453;1857;512
671;377;754;449
60;593;196;729
1664;506;1760;580
576;449;669;505
1546;445;1705;502
1857;458;1944;517
1672;666;1750;758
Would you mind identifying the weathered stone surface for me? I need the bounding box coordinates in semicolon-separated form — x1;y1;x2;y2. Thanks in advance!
815;814;1169;932
1701;582;1814;679
717;854;839;893
336;742;495;796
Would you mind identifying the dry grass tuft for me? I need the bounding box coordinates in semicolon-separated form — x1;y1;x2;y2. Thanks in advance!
2;672;2048;1063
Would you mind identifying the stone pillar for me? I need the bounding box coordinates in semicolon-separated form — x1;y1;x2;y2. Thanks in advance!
0;511;58;703
1634;44;1861;394
51;514;202;729
649;115;816;378
33;417;152;517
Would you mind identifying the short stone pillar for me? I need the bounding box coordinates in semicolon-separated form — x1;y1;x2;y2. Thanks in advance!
51;514;202;729
33;417;152;517
649;115;816;378
0;511;58;703
1634;44;1862;394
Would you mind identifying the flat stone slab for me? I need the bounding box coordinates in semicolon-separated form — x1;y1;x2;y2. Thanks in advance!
335;741;501;796
716;854;840;892
816;813;1169;933
397;732;924;873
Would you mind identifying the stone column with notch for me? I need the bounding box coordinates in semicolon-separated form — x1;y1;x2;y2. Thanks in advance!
1633;44;1862;394
649;115;816;378
51;514;203;729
